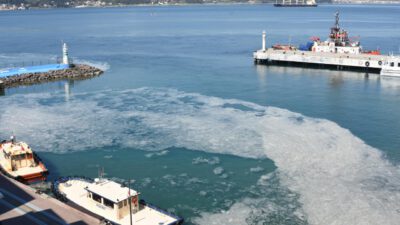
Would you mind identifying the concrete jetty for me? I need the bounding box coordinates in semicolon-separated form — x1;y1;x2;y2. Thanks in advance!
0;43;104;88
0;173;99;225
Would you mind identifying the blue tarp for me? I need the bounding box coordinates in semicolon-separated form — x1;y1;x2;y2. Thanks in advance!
0;64;70;78
299;41;314;51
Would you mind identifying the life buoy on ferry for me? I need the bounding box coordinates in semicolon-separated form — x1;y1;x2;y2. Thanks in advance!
132;195;138;206
378;61;382;66
365;61;370;67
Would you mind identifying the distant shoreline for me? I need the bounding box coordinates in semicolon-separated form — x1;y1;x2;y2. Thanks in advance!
1;2;400;11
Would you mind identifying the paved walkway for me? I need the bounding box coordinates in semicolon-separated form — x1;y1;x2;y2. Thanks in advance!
0;173;99;225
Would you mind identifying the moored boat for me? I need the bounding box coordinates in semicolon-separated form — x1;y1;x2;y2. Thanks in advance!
274;0;317;7
53;176;184;225
0;137;48;183
380;56;400;77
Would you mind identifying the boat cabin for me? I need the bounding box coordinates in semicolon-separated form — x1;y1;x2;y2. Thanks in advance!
385;58;400;68
0;140;36;172
84;179;140;220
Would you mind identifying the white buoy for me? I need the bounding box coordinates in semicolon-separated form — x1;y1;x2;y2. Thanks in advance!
262;31;266;52
62;43;70;65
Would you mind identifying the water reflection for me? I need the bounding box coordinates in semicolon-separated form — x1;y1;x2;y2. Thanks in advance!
1;80;75;99
0;84;4;96
253;64;394;91
379;77;400;90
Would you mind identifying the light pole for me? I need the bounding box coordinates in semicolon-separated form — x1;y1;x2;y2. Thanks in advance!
128;179;133;225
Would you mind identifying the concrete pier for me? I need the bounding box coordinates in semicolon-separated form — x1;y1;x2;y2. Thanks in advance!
0;173;99;225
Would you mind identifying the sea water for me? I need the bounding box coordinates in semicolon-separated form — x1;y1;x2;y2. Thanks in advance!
0;4;400;224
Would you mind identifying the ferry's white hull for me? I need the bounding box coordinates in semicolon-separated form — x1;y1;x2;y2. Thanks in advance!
380;69;400;77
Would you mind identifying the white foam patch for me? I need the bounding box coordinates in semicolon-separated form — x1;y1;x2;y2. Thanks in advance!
192;157;220;165
249;166;264;173
213;167;224;175
0;87;399;225
73;59;110;71
193;200;253;225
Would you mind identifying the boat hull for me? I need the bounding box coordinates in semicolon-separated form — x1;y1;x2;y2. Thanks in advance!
0;153;48;184
274;3;317;7
52;177;184;225
380;69;400;77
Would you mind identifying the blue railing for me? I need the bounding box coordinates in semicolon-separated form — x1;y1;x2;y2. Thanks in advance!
0;64;70;78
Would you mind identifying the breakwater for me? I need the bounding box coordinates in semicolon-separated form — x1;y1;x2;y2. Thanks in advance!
0;64;104;88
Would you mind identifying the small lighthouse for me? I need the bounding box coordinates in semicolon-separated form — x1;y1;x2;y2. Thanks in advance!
62;42;70;65
262;31;266;52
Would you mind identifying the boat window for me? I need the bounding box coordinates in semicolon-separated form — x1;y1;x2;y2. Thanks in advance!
103;198;114;209
118;201;123;209
123;200;127;206
92;193;102;203
398;63;400;67
390;62;395;67
12;154;26;161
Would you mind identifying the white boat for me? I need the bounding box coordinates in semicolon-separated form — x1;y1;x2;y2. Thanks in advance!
0;137;48;183
53;177;183;225
380;56;400;77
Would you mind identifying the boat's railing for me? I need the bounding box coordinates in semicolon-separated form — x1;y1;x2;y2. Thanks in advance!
139;199;184;225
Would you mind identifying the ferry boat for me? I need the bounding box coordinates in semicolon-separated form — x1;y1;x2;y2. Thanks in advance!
380;56;400;77
253;11;400;75
53;177;184;225
0;137;48;183
307;11;379;55
274;0;317;7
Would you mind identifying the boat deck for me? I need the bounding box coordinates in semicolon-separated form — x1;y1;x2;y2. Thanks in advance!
59;179;180;225
9;166;44;177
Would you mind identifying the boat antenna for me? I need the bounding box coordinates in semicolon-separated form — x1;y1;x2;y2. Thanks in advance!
98;166;104;180
128;179;133;225
335;11;340;30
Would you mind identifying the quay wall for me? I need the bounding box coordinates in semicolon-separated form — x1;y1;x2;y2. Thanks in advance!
254;49;390;73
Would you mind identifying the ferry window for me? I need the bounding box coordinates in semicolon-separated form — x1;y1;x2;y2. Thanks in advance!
118;202;123;209
92;193;102;203
123;200;127;206
390;62;394;67
103;198;114;208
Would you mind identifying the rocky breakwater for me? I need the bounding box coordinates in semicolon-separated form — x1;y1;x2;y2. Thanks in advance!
0;64;104;88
